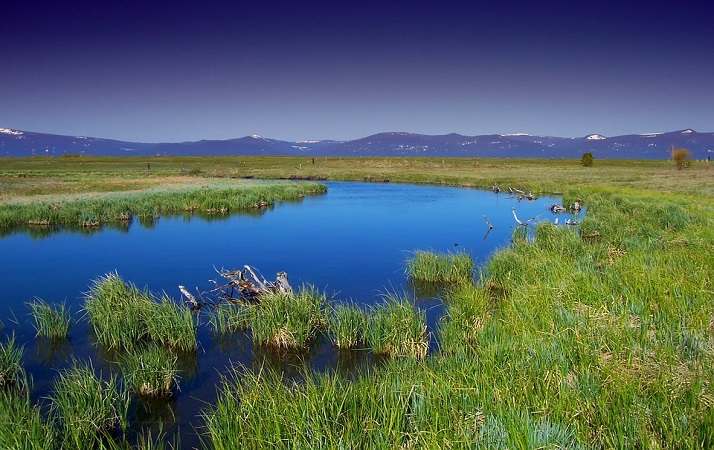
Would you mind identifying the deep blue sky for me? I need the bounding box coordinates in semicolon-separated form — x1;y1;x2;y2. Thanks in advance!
2;0;713;142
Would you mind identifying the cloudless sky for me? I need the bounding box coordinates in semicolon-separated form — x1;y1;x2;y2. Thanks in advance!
1;0;713;142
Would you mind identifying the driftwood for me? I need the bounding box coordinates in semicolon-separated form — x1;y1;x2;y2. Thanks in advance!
550;204;567;213
508;187;536;200
570;200;582;212
512;208;528;226
214;265;293;302
178;285;201;310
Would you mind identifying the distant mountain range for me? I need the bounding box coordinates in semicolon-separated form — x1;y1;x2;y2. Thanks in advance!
1;127;712;159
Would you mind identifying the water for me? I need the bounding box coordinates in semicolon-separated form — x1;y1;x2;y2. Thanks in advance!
0;181;580;447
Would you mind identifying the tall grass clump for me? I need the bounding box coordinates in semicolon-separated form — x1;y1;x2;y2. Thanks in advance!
210;302;254;334
49;363;129;447
144;295;197;352
249;287;326;349
0;336;25;388
0;390;54;449
28;299;71;339
120;345;179;398
85;273;152;350
407;251;473;284
328;304;368;349
365;295;428;359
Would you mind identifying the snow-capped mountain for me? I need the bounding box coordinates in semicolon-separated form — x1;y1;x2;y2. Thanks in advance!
0;128;712;159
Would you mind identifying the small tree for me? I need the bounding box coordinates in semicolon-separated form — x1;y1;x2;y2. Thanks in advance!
581;152;594;167
671;147;690;170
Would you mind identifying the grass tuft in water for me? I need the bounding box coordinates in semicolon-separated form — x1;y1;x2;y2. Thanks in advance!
0;390;54;449
120;345;179;398
28;299;71;339
0;335;25;389
249;287;326;349
328;304;368;349
407;251;474;284
365;295;428;359
85;272;152;350
211;302;254;334
144;295;197;352
49;362;129;447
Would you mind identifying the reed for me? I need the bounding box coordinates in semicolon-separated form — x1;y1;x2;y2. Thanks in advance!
85;272;152;350
211;302;254;334
406;251;474;283
365;295;428;359
120;345;179;398
28;299;71;339
144;295;197;352
49;363;129;447
0;390;54;449
0;336;25;388
328;304;368;349
249;287;326;349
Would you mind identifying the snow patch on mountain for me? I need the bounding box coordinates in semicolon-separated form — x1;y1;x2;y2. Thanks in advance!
681;129;695;134
585;134;606;140
0;128;23;136
501;133;530;136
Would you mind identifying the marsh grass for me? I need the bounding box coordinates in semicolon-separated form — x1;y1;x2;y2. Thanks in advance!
49;363;129;447
28;299;71;339
86;273;196;352
0;181;326;231
0;390;54;449
120;345;179;398
249;287;326;349
365;295;428;359
407;251;473;284
144;295;197;352
0;335;25;389
328;304;368;349
211;302;254;334
85;273;152;350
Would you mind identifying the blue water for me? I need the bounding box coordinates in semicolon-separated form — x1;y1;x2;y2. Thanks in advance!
0;181;579;447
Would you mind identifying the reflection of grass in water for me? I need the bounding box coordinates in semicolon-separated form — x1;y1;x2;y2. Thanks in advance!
28;299;71;339
33;337;73;366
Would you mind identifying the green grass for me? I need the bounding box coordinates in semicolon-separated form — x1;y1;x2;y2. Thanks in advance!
328;304;368;349
0;179;326;231
249;287;326;349
85;273;196;352
407;251;474;283
144;295;197;352
120;345;179;398
85;272;153;350
211;302;254;334
0;335;25;389
49;363;129;447
28;299;71;339
365;295;428;359
0;390;54;449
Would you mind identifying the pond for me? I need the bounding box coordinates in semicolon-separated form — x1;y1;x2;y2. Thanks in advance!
0;181;580;447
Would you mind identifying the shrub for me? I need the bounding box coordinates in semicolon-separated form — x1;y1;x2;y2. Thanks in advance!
581;152;594;167
672;147;691;169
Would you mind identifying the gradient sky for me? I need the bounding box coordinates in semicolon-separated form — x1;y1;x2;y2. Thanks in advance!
2;0;713;142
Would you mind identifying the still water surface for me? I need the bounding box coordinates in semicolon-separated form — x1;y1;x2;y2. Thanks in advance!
0;181;578;446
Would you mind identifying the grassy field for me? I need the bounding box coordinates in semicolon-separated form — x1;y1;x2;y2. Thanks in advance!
1;156;713;448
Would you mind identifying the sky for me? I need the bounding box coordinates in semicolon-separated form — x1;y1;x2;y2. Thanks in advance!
1;0;713;142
